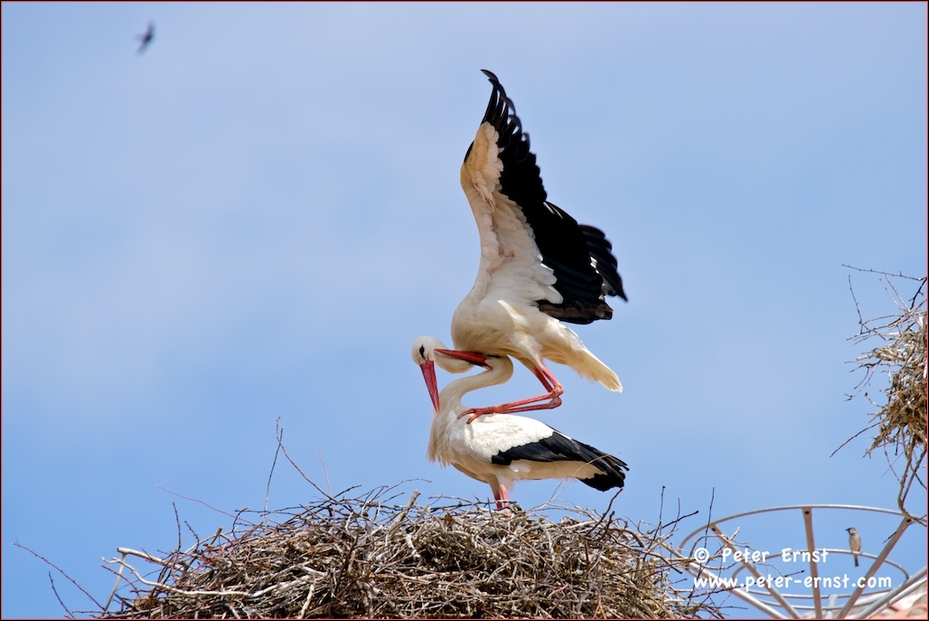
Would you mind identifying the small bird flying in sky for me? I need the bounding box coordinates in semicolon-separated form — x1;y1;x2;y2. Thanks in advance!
136;22;155;54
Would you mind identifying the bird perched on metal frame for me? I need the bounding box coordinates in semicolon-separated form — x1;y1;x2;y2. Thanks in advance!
846;527;861;567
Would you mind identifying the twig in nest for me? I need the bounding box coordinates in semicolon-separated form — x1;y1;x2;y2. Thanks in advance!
13;542;105;613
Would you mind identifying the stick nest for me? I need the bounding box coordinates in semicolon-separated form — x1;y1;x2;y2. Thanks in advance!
96;487;719;619
845;269;928;520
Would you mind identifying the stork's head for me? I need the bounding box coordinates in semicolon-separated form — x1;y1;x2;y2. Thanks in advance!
412;336;443;412
411;336;490;412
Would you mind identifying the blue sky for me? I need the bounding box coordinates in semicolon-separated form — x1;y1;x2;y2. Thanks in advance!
2;3;926;617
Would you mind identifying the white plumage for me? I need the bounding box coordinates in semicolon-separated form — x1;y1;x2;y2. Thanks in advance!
412;336;629;510
447;70;627;422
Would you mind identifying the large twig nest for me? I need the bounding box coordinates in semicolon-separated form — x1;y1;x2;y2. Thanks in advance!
94;486;720;619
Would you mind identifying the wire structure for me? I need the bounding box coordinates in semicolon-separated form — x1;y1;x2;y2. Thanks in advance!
675;503;926;618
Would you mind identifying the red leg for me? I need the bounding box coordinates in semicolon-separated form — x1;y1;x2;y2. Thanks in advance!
432;349;565;422
492;484;510;511
459;362;564;423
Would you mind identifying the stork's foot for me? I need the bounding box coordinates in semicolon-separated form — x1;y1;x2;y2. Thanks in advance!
458;395;563;424
457;407;507;424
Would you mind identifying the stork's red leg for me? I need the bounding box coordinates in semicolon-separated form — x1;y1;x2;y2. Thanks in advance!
433;349;565;423
492;484;510;511
459;363;564;423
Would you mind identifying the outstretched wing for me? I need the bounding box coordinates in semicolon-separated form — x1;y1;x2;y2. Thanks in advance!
459;70;625;325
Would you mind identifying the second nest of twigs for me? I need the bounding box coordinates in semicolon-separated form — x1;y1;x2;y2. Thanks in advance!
99;488;718;619
863;303;928;454
847;272;928;518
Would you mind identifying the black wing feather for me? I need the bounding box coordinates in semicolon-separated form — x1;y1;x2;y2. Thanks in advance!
580;224;627;301
491;429;629;491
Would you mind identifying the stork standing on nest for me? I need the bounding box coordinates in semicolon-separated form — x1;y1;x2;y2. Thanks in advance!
412;336;629;511
444;70;627;422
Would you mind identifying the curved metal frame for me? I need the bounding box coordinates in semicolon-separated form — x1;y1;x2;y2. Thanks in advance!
672;504;926;619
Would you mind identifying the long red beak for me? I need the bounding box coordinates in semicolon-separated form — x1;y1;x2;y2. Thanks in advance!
419;360;440;412
434;348;489;367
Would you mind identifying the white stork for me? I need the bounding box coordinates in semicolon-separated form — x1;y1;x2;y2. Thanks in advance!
447;69;627;422
412;336;629;511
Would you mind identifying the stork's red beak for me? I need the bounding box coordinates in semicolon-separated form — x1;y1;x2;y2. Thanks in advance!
419;359;440;412
434;348;490;367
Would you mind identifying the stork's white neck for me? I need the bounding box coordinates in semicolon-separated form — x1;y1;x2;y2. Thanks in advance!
437;355;514;415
